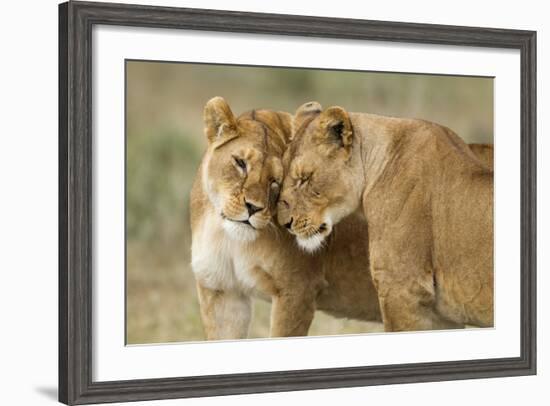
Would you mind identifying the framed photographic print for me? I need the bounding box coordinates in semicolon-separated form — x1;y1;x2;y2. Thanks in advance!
59;1;536;404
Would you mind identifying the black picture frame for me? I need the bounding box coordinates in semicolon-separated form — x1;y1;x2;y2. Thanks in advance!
59;1;537;404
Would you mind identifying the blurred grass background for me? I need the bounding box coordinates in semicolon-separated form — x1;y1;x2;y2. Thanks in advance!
126;60;493;344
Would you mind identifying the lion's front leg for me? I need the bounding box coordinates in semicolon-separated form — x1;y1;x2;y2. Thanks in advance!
269;289;317;337
365;182;464;332
369;236;462;332
371;267;460;332
195;281;252;340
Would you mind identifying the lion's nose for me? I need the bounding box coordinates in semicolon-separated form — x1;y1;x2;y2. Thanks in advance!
284;217;293;230
245;200;263;216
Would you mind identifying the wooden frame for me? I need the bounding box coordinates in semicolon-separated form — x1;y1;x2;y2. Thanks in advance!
59;1;537;404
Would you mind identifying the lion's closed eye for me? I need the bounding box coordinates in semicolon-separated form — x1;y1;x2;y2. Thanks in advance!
297;173;312;187
233;156;247;174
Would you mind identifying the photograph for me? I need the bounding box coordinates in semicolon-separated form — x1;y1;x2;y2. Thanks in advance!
125;60;494;344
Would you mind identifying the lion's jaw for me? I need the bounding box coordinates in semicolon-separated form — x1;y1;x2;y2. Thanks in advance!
293;202;357;253
295;219;332;253
221;218;259;242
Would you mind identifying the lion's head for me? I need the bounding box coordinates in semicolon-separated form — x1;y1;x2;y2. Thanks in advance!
278;102;363;252
202;97;291;242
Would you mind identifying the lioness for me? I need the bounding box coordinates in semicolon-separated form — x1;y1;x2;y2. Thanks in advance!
278;102;493;332
190;97;381;339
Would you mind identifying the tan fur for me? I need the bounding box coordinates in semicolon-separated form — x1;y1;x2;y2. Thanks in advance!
468;143;494;168
279;102;494;331
190;97;381;340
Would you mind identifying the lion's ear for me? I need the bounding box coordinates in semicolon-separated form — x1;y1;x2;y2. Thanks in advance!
292;101;322;139
203;96;238;144
275;111;293;144
319;106;353;150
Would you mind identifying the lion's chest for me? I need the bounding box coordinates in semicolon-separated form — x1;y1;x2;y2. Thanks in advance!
191;212;265;293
